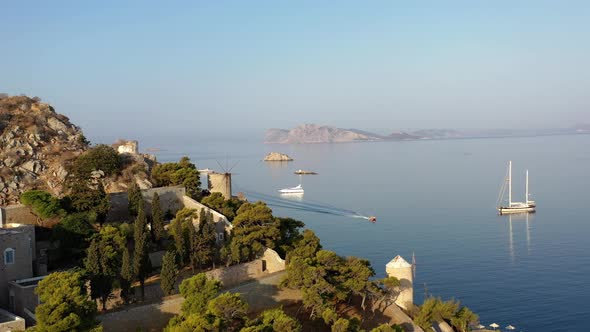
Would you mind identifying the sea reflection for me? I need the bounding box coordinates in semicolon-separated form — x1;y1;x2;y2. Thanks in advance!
279;192;304;201
506;213;533;262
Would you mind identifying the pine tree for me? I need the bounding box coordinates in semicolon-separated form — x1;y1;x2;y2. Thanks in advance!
85;226;125;311
84;238;102;305
160;250;177;296
200;211;218;268
188;221;199;272
133;207;151;301
199;209;207;227
120;247;133;303
128;181;143;217
151;192;165;243
173;216;186;266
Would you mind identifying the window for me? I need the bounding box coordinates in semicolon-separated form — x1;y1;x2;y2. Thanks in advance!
218;233;224;241
4;248;15;265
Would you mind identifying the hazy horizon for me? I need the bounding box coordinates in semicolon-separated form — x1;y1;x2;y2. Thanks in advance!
2;1;588;141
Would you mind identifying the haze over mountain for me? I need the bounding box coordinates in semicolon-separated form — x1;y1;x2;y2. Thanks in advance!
265;124;589;144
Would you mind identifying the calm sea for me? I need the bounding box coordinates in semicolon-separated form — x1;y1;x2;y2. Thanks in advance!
139;134;590;332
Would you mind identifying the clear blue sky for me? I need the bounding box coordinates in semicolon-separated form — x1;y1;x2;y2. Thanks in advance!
1;1;588;140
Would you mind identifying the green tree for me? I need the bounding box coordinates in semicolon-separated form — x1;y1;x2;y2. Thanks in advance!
275;217;305;258
200;210;218;268
188;220;203;272
68;182;110;226
120;247;133;304
151;192;165;242
331;318;362;332
151;156;201;198
170;208;195;266
414;297;460;331
20;190;65;221
160;250;178;296
242;308;301;332
283;247;376;319
127;182;143;218
206;292;248;332
133;208;151;301
85;239;102;304
179;273;221;315
341;256;376;310
286;229;322;263
70;144;121;179
52;212;97;263
34;270;100;332
225;201;280;264
375;276;401;307
450;306;479;332
201;192;244;221
370;324;404;332
84;226;125;311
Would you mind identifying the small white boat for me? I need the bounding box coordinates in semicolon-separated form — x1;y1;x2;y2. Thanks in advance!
497;161;536;214
279;184;304;194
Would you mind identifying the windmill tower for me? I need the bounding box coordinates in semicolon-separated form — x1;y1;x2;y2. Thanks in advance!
207;160;237;199
385;255;414;310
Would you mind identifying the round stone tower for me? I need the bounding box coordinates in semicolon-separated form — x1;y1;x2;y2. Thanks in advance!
385;255;414;310
207;172;232;199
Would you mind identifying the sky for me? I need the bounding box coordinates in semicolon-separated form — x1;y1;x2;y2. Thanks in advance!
1;1;589;141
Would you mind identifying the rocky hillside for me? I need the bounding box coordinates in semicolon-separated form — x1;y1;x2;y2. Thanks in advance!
265;124;383;144
0;95;88;205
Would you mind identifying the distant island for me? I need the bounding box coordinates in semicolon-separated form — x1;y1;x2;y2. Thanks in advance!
265;123;590;144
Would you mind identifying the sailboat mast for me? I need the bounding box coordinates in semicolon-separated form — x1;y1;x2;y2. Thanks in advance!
508;161;512;205
525;169;529;203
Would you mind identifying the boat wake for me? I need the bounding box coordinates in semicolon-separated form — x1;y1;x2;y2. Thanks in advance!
239;189;374;222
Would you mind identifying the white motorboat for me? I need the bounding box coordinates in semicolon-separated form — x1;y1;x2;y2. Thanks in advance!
279;184;304;194
497;161;536;214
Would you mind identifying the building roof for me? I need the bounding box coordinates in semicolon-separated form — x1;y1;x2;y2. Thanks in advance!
386;255;412;269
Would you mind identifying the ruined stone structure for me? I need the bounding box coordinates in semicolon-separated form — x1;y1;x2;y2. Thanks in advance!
0;224;35;311
113;139;139;154
207;172;232;199
204;248;284;288
386;255;414;310
106;185;232;242
182;195;232;242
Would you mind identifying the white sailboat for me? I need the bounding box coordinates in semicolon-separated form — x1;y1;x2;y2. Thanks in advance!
497;161;536;214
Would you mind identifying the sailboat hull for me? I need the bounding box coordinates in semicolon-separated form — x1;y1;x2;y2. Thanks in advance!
498;206;535;214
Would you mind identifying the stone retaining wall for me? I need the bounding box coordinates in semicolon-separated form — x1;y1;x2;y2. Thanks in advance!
0;204;38;226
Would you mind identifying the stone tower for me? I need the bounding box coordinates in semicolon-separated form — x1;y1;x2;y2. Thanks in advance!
208;172;232;199
386;255;414;310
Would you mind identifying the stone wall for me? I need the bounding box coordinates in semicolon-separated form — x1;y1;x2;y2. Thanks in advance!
106;186;186;222
0;308;25;332
181;195;232;241
205;248;284;289
0;205;38;226
98;248;285;332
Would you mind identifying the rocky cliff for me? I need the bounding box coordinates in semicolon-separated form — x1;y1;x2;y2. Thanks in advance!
265;124;383;144
0;95;155;205
0;95;88;205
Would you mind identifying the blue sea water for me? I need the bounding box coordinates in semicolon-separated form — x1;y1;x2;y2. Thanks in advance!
143;134;590;332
